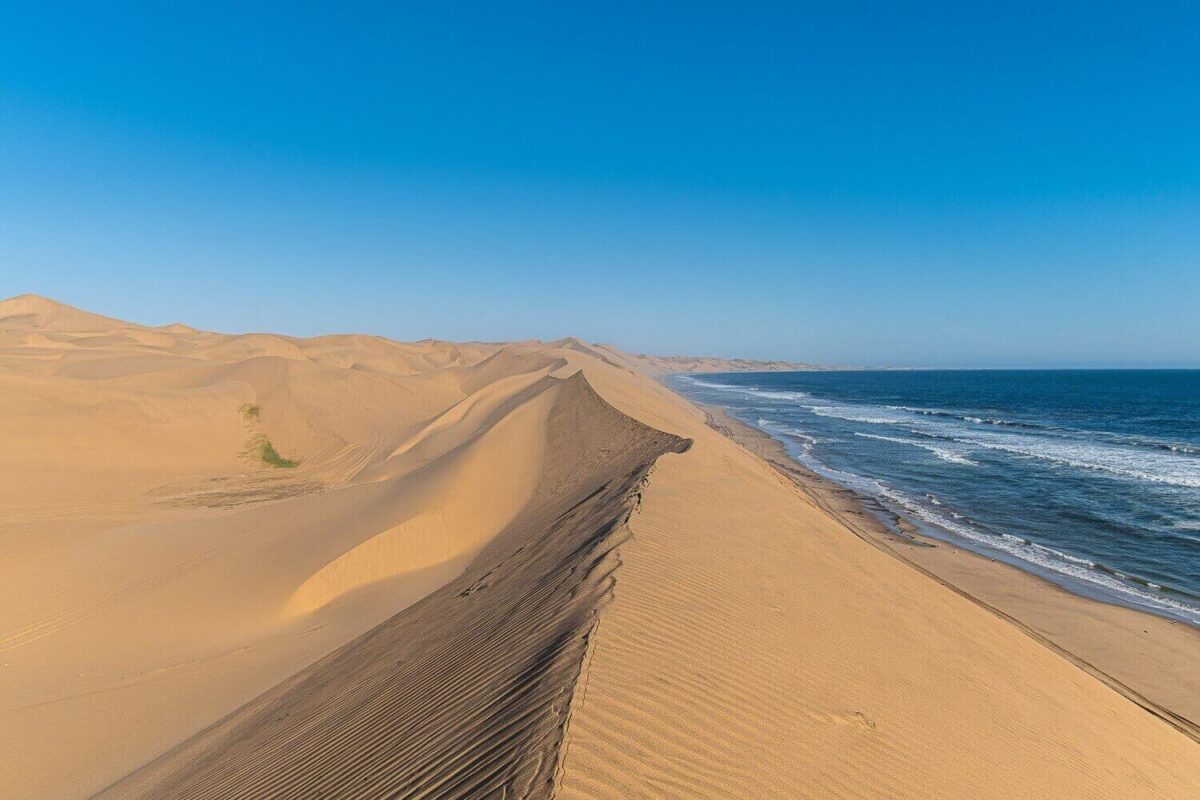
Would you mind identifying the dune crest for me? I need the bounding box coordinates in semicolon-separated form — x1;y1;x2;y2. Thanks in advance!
287;376;555;615
96;372;691;799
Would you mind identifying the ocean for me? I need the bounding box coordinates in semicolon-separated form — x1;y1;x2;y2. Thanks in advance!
670;370;1200;626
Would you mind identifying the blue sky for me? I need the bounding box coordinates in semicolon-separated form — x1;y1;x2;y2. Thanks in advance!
2;2;1197;367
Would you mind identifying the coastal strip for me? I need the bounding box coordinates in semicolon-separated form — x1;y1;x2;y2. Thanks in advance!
701;404;1200;740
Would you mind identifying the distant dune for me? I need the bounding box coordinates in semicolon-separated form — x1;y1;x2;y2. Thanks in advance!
1;294;1197;799
617;350;828;374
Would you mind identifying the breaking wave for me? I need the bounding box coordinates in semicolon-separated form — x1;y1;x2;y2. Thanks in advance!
854;432;978;466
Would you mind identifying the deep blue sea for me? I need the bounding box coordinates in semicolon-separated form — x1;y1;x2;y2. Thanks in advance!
671;370;1200;625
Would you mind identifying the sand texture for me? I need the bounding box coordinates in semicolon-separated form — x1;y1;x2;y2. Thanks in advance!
1;294;1197;799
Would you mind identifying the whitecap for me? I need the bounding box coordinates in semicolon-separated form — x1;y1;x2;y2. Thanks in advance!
869;484;1200;624
682;377;741;390
855;432;978;466
747;389;809;400
810;406;908;425
948;431;1200;489
757;418;817;445
683;378;809;403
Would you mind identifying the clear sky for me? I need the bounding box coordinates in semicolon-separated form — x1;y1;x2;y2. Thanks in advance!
2;2;1197;367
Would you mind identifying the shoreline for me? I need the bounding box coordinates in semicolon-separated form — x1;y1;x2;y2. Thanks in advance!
699;403;1200;740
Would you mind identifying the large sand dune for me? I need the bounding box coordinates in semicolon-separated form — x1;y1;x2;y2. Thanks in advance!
1;294;1198;798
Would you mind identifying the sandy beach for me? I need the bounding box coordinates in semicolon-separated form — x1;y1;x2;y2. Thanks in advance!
2;295;1198;799
701;405;1200;736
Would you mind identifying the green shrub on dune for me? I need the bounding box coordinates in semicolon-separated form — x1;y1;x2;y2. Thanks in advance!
239;405;298;468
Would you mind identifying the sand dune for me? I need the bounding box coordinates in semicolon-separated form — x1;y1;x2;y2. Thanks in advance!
1;294;1198;798
0;296;571;797
96;374;689;799
615;350;827;374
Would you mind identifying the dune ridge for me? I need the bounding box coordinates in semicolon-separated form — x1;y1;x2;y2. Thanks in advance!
96;374;690;799
0;296;593;797
614;349;827;374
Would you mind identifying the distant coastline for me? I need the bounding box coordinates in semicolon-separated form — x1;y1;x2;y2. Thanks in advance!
671;369;1200;621
620;352;833;375
691;401;1200;742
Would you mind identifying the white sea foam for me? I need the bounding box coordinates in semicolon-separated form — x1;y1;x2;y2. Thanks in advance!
887;405;1044;429
678;375;1200;622
785;393;1200;488
1028;541;1095;567
810;402;1030;432
855;404;1200;490
681;377;741;390
683;377;809;402
854;432;978;466
748;389;809;400
870;484;1200;624
776;431;1200;623
757;418;817;445
802;390;1200;487
947;431;1200;489
810;406;907;425
748;391;1199;488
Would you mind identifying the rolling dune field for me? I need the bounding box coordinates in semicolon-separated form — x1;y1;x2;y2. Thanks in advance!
1;294;1197;799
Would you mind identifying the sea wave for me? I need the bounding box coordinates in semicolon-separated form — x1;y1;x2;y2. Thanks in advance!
693;380;1200;466
748;389;810;400
854;432;977;466
758;392;1200;488
682;377;808;401
1102;435;1200;456
675;374;1200;622
871;484;1200;624
888;404;1200;455
1164;522;1200;546
757;418;817;445
754;422;1200;623
809;405;908;425
681;377;741;389
888;405;1046;430
815;399;1200;489
946;432;1200;489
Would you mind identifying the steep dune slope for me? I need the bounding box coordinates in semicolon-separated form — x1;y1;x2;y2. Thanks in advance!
96;374;689;799
2;297;694;799
1;297;583;798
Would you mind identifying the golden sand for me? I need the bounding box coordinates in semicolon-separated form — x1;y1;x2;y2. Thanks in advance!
1;295;1196;799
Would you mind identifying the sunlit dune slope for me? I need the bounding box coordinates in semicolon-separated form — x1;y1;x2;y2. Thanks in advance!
96;372;689;799
1;295;648;798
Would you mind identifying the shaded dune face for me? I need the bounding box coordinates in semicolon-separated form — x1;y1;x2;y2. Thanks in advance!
96;373;690;800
